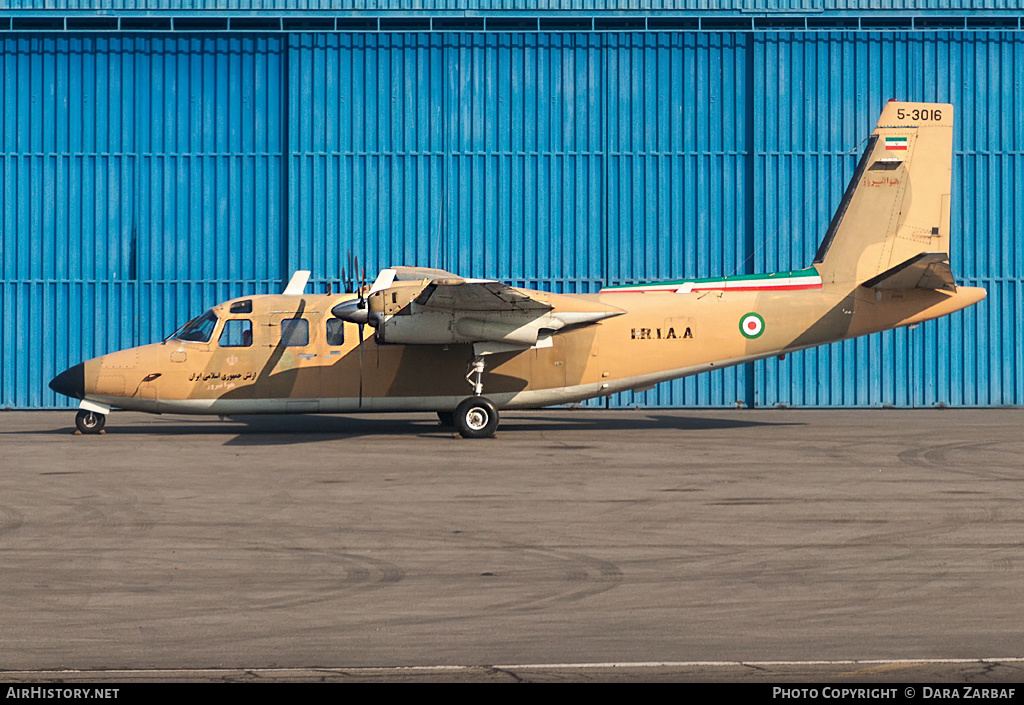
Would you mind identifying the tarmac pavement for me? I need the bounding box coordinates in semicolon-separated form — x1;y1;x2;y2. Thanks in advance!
2;408;1022;682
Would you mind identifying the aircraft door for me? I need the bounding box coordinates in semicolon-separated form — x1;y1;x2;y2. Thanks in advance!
264;311;322;411
319;320;366;411
561;327;599;392
530;335;567;391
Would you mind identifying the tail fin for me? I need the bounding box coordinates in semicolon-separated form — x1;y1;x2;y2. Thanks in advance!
814;101;954;287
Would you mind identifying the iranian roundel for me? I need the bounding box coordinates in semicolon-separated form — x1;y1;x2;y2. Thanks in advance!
739;312;765;339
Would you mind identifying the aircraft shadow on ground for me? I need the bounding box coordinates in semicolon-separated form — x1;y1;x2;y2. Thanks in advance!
27;412;802;445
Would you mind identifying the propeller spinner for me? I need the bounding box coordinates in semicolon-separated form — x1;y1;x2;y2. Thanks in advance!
331;267;397;326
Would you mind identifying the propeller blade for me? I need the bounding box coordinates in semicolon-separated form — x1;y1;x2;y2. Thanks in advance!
357;315;365;408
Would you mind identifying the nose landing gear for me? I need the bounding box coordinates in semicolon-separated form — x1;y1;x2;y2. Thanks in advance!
75;409;106;435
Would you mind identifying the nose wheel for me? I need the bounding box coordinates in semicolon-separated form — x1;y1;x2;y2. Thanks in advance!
75;409;106;435
455;396;498;439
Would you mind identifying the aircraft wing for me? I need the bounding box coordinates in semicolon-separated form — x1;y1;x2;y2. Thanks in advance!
863;252;957;292
414;280;554;312
359;271;622;347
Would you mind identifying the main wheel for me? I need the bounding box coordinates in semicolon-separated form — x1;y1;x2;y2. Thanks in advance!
75;409;106;435
454;396;499;439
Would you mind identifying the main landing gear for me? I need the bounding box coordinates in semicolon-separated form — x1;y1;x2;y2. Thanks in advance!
446;354;499;439
454;396;498;439
75;409;106;435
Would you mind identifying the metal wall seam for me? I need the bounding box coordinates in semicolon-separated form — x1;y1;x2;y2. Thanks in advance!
289;32;445;283
0;1;1021;12
605;31;749;407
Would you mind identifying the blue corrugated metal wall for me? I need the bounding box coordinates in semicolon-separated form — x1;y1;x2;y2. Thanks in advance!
2;20;1022;409
0;2;1020;12
1;36;286;407
751;31;1023;407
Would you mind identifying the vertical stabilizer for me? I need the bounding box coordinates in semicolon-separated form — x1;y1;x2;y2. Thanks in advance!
814;101;953;286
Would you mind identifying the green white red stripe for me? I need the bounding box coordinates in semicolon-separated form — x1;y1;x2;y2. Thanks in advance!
600;267;823;294
885;136;908;151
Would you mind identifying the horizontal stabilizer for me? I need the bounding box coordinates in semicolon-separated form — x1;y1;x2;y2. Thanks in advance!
862;253;956;292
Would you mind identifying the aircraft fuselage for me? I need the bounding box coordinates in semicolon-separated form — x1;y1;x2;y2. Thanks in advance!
53;280;983;417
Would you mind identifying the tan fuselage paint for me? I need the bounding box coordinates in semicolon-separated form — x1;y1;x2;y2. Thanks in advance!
75;280;984;415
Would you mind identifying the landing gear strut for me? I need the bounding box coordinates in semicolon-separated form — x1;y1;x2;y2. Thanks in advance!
75;409;106;435
452;353;499;438
466;355;486;396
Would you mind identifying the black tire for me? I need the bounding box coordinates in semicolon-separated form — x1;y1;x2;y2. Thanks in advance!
75;409;106;435
437;411;455;428
454;396;499;439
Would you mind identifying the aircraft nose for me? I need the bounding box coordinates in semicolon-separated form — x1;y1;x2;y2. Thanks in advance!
49;363;85;399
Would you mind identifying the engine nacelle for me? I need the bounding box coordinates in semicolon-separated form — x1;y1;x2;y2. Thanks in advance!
375;308;550;346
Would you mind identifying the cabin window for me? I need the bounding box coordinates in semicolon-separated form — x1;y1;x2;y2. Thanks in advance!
174;310;218;343
280;318;309;347
325;319;345;346
230;300;253;314
219;319;253;347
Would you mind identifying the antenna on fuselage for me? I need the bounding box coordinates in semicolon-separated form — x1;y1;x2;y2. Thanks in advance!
282;271;310;295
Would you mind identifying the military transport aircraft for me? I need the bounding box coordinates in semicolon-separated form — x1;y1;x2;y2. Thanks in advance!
50;101;985;438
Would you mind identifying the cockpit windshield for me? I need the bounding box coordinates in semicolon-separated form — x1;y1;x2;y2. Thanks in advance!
171;310;219;343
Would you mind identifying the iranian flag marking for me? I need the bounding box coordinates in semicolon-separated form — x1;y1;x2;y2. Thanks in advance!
739;312;765;339
885;136;908;151
599;267;823;294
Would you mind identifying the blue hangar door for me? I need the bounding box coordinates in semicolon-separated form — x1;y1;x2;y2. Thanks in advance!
3;36;286;408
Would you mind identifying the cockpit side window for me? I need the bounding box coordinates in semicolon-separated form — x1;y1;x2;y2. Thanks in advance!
280;318;309;347
219;319;253;347
325;319;345;346
174;310;218;343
